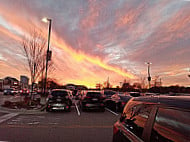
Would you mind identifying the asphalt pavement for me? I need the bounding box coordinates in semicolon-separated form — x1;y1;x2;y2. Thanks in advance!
0;102;120;142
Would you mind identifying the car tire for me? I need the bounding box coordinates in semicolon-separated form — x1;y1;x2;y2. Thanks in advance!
67;106;71;112
46;107;51;112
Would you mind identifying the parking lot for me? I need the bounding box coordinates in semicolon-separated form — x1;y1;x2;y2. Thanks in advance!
0;102;120;142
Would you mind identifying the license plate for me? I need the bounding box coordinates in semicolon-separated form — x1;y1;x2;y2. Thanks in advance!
52;107;64;110
56;99;62;101
92;98;98;101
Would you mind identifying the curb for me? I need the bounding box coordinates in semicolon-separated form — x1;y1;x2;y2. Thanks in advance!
0;105;47;115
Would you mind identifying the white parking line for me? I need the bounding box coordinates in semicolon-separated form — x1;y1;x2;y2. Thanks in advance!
105;108;119;116
74;103;80;116
0;113;19;124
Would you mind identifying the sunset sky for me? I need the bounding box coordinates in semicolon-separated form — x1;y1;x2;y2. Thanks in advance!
0;0;190;88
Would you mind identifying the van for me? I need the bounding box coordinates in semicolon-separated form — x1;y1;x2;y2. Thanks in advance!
113;96;190;142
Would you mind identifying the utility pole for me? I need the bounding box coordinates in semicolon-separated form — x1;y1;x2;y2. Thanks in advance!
107;77;109;88
145;62;152;89
42;17;52;95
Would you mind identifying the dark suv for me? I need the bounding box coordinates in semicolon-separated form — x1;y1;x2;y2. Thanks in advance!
80;90;105;111
113;96;190;142
46;89;72;112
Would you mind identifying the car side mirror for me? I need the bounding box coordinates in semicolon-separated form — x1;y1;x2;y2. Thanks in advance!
120;113;126;122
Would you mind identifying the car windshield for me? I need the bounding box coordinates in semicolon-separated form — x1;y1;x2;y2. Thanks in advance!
86;92;102;97
104;91;116;96
51;91;68;97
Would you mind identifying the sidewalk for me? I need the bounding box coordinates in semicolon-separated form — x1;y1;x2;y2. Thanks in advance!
0;95;47;114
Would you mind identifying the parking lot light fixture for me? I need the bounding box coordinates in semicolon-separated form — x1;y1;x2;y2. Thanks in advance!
42;17;52;95
42;17;48;23
145;62;152;89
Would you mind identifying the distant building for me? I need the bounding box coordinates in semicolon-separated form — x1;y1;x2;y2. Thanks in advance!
20;75;29;89
3;76;19;89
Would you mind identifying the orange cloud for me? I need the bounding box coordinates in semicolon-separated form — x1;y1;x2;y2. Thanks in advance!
52;36;136;79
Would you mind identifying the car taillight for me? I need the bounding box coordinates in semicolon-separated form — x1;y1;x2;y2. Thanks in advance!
48;95;53;99
100;96;105;99
122;102;126;106
100;103;104;106
85;96;91;99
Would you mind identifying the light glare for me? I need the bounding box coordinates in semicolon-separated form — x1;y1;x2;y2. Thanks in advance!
42;17;48;23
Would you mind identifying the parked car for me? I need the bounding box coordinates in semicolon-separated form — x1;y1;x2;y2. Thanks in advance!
46;89;72;112
12;89;19;94
105;92;131;112
116;94;132;112
20;88;30;95
3;88;14;95
113;96;190;142
80;90;105;111
32;92;41;102
103;90;116;99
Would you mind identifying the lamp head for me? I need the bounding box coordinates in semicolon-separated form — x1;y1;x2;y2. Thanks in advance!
42;17;51;23
145;62;152;65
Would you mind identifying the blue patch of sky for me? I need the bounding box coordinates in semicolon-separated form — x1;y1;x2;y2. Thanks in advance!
0;16;23;36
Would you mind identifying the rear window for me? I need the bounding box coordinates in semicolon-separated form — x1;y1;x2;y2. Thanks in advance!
51;91;68;97
104;90;116;96
151;108;190;142
86;92;102;97
130;92;140;97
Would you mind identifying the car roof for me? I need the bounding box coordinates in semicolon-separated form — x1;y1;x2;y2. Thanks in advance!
129;92;140;94
51;89;70;92
132;96;190;110
86;90;102;93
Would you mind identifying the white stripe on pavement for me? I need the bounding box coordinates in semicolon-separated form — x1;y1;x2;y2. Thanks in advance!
0;113;19;124
74;103;80;116
105;108;119;116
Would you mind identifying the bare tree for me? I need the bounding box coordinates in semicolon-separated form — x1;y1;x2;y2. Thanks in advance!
21;30;52;90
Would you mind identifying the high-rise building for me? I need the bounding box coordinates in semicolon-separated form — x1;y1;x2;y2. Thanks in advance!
20;75;29;89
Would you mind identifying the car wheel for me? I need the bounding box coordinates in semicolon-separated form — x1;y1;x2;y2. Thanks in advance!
46;107;51;112
66;106;71;112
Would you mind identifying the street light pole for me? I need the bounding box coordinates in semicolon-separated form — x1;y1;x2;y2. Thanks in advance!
145;62;152;89
42;17;52;95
